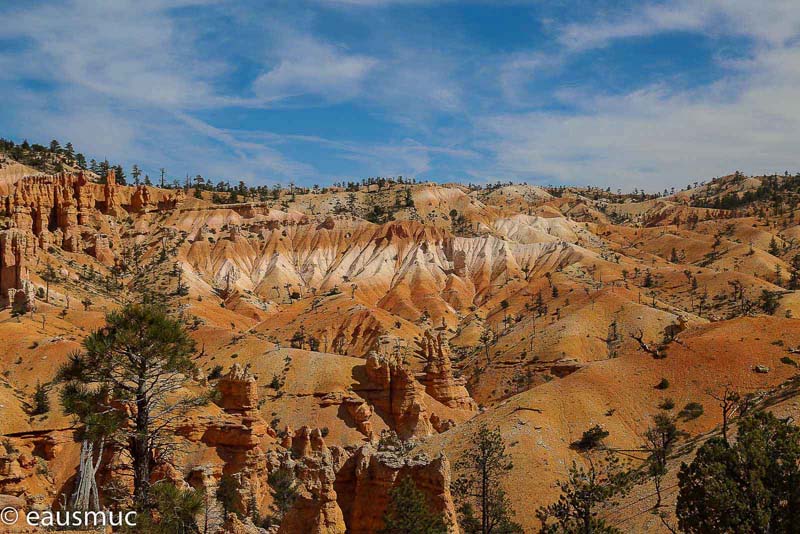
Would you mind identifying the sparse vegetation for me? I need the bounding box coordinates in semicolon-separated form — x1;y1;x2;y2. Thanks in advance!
265;468;298;528
678;402;704;421
380;476;449;534
573;425;610;451
453;424;523;534
658;398;675;410
5;136;800;534
537;452;631;534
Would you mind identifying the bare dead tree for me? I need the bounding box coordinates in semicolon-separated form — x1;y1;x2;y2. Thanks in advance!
630;329;665;359
70;438;104;512
706;385;741;443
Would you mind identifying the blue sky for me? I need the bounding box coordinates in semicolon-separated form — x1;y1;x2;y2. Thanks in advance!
1;0;799;190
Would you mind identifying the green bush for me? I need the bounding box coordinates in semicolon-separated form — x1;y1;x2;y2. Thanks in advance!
573;424;609;451
679;402;704;420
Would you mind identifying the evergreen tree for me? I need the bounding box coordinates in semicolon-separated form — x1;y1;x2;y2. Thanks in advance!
266;468;298;527
644;412;679;508
215;474;239;517
759;289;780;314
676;412;800;533
135;483;205;534
479;327;494;364
769;236;780;256
113;164;127;185
537;453;630;534
32;381;50;415
453;424;523;534
98;159;111;182
57;304;202;510
380;476;448;534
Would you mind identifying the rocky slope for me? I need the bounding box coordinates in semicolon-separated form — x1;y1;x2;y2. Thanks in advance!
2;162;800;532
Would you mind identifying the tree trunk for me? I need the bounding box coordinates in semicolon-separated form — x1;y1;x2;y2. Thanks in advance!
71;439;103;511
133;388;151;510
482;462;488;534
654;476;662;508
584;506;592;534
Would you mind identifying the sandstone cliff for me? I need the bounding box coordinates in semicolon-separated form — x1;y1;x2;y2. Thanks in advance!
269;426;458;534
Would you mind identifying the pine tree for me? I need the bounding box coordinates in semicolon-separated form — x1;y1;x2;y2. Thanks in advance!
453;424;523;534
98;159;110;182
677;412;800;533
113;164;127;185
380;476;448;534
32;381;50;415
644;412;679;508
769;235;780;256
135;483;205;534
267;468;298;527
215;474;239;517
41;263;57;303
56;304;202;510
479;327;494;364
537;453;630;534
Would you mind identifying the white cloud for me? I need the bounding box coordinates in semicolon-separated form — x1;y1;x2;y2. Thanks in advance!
558;3;708;52
173;112;316;177
476;0;800;189
482;52;800;188
235;129;478;179
253;33;377;103
0;0;224;109
558;1;800;51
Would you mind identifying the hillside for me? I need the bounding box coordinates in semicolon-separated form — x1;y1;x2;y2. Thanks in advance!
2;163;800;533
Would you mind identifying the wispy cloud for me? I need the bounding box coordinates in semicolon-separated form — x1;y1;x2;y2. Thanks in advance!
482;1;800;188
0;0;225;108
558;1;800;51
252;31;378;104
